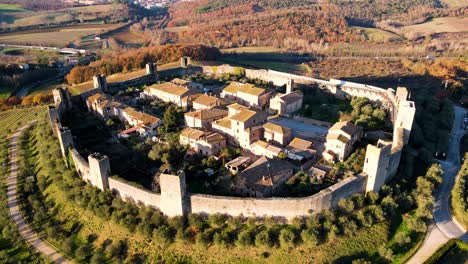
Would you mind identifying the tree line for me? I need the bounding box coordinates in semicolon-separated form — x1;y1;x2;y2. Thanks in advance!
13;114;447;263
65;44;221;84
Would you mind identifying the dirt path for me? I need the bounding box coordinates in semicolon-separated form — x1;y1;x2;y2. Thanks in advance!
6;122;72;264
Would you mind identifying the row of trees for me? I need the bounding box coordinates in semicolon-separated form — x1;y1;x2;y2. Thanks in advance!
452;153;468;229
65;44;221;84
9;106;448;262
0;132;44;263
0;94;52;111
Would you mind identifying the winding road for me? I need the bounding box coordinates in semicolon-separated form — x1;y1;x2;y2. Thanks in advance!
408;106;467;263
7;122;72;264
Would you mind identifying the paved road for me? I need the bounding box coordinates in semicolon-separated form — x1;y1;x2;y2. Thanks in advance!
7;123;72;264
408;106;467;263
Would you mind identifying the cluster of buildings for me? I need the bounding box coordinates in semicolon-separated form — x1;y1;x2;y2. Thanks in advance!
139;77;364;198
86;93;162;138
83;72;365;198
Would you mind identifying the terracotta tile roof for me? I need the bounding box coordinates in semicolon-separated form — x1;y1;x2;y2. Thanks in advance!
329;121;358;137
193;94;223;107
223;81;266;96
185;108;228;121
171;78;191;86
326;133;350;143
263;122;291;135
180;127;206;140
277;91;303;104
252;140;282;155
212;117;232;129
204;133;225;144
87;93;103;103
230;109;257;122
238;156;293;190
149;82;191;97
123;107;160;126
288;137;313;150
225;156;251;167
227;103;249;111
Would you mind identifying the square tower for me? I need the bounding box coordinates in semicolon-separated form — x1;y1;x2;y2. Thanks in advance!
89;153;110;190
363;140;392;192
160;170;187;217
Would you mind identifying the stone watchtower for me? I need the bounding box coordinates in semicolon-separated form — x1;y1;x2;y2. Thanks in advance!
88;153;110;190
58;127;74;162
93;74;107;92
286;78;294;94
160;170;188;217
180;57;191;68
363;140;392;192
145;63;157;76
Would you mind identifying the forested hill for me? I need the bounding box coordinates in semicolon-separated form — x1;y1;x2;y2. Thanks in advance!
195;0;311;13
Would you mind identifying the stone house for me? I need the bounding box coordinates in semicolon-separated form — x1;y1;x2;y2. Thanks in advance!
285;137;317;161
249;140;283;158
184;108;228;129
171;78;203;89
269;91;303;116
220;82;271;109
225;156;251;175
121;107;162;137
192;94;228;110
179;127;226;156
324;121;363;162
234;156;294;198
269;79;303;116
86;93;121;118
212;106;266;148
263;122;292;146
141;82;195;107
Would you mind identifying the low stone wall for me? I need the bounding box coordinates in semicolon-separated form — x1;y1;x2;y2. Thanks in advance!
108;178;161;209
190;175;366;219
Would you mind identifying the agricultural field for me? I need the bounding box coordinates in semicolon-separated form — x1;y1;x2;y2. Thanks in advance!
0;106;46;134
221;58;307;74
28;81;64;96
221;46;285;54
353;27;405;43
0;3;28;13
0;24;123;46
0;4;122;29
101;26;146;48
164;25;191;33
442;0;468;7
401;17;468;36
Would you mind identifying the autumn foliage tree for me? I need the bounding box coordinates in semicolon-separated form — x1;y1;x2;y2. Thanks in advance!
65;44;221;84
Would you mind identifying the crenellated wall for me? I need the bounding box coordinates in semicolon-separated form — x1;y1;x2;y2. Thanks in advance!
190;175;366;219
47;58;415;219
108;178;161;209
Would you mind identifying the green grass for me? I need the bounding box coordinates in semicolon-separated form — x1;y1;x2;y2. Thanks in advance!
353;27;404;43
0;3;28;13
0;86;13;99
221;46;285;54
0;106;46;135
221;58;307;74
28;82;64;96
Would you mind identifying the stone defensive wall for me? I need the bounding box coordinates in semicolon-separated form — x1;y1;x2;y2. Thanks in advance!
108;178;161;209
44;59;415;220
201;64;398;120
190;175;367;219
